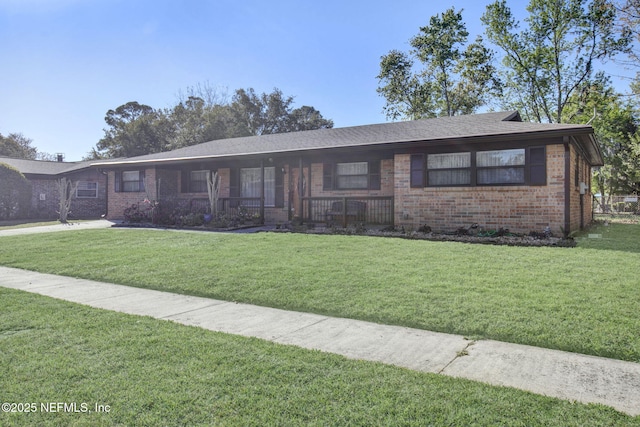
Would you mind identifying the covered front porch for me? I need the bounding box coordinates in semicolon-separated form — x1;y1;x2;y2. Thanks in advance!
117;154;394;227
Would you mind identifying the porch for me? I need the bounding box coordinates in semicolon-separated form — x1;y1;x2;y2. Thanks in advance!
303;196;394;227
189;196;395;227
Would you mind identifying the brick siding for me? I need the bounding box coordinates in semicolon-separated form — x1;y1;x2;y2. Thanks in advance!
28;170;106;219
105;147;595;233
393;144;569;235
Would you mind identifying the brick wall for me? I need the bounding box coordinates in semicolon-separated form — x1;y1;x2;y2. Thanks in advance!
105;147;597;232
107;166;290;223
28;170;107;219
394;145;567;235
106;168;157;220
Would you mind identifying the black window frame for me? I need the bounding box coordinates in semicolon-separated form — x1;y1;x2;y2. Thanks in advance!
426;152;472;187
411;146;546;188
115;170;145;193
322;160;381;191
189;170;209;193
475;148;526;186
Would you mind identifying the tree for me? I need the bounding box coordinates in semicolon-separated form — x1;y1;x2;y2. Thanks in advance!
92;102;171;158
288;105;335;132
56;177;78;223
165;96;249;150
89;87;334;159
564;75;640;201
377;8;501;120
0;162;31;219
616;0;640;63
0;133;38;159
482;0;632;123
231;88;333;135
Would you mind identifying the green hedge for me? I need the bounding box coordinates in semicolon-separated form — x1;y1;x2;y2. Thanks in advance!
0;162;32;219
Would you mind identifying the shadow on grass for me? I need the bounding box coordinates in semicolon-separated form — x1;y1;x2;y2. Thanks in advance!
577;222;640;254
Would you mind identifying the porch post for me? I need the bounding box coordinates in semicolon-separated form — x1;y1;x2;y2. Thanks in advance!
298;156;303;222
260;159;265;224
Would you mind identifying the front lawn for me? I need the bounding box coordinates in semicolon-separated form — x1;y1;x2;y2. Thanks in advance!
0;223;638;362
1;288;636;426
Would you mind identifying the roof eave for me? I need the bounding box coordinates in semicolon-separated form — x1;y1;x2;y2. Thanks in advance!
91;127;593;168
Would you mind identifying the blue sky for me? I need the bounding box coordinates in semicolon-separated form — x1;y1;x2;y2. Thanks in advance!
0;0;634;161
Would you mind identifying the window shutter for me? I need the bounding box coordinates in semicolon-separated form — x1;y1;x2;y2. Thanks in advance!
114;171;121;193
410;154;425;188
323;163;333;191
229;168;239;197
529;146;546;186
139;170;145;192
368;161;381;190
181;170;190;193
275;167;284;207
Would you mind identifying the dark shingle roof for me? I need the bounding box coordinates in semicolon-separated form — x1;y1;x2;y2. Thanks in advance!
91;111;602;166
0;156;93;176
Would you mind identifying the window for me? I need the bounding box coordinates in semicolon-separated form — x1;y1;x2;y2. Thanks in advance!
76;181;98;198
190;170;208;193
427;152;471;186
476;149;525;185
323;161;381;190
115;170;144;192
336;162;368;189
241;167;275;206
413;146;545;187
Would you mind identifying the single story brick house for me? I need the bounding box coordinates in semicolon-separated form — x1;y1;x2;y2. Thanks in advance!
92;111;603;235
0;156;107;219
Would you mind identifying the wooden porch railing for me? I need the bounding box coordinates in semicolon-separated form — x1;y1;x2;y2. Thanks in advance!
302;196;394;227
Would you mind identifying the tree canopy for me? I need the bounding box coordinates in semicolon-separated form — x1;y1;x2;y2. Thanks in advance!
89;87;333;159
377;8;501;120
0;133;38;159
482;0;631;123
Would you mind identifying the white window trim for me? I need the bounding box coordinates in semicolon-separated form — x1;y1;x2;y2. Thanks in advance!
76;181;98;198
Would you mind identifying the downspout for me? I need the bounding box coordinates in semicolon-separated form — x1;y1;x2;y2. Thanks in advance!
563;138;571;237
580;188;584;230
260;159;265;224
100;169;108;219
298;156;303;222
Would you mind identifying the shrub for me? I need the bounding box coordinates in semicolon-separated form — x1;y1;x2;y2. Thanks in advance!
123;204;150;223
0;162;31;219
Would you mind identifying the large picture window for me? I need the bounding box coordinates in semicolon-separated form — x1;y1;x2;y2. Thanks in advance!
241;167;275;207
414;146;545;188
427;152;471;186
476;149;525;185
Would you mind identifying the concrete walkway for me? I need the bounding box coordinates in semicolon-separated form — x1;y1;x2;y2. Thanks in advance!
0;219;117;237
1;266;639;416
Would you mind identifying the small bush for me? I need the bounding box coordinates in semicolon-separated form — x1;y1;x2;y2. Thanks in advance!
123;204;150;223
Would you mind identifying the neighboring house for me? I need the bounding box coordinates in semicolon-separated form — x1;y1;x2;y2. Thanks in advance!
0;156;107;219
92;111;603;235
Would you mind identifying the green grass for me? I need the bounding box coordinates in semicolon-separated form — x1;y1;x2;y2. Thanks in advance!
0;224;639;363
1;288;637;426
